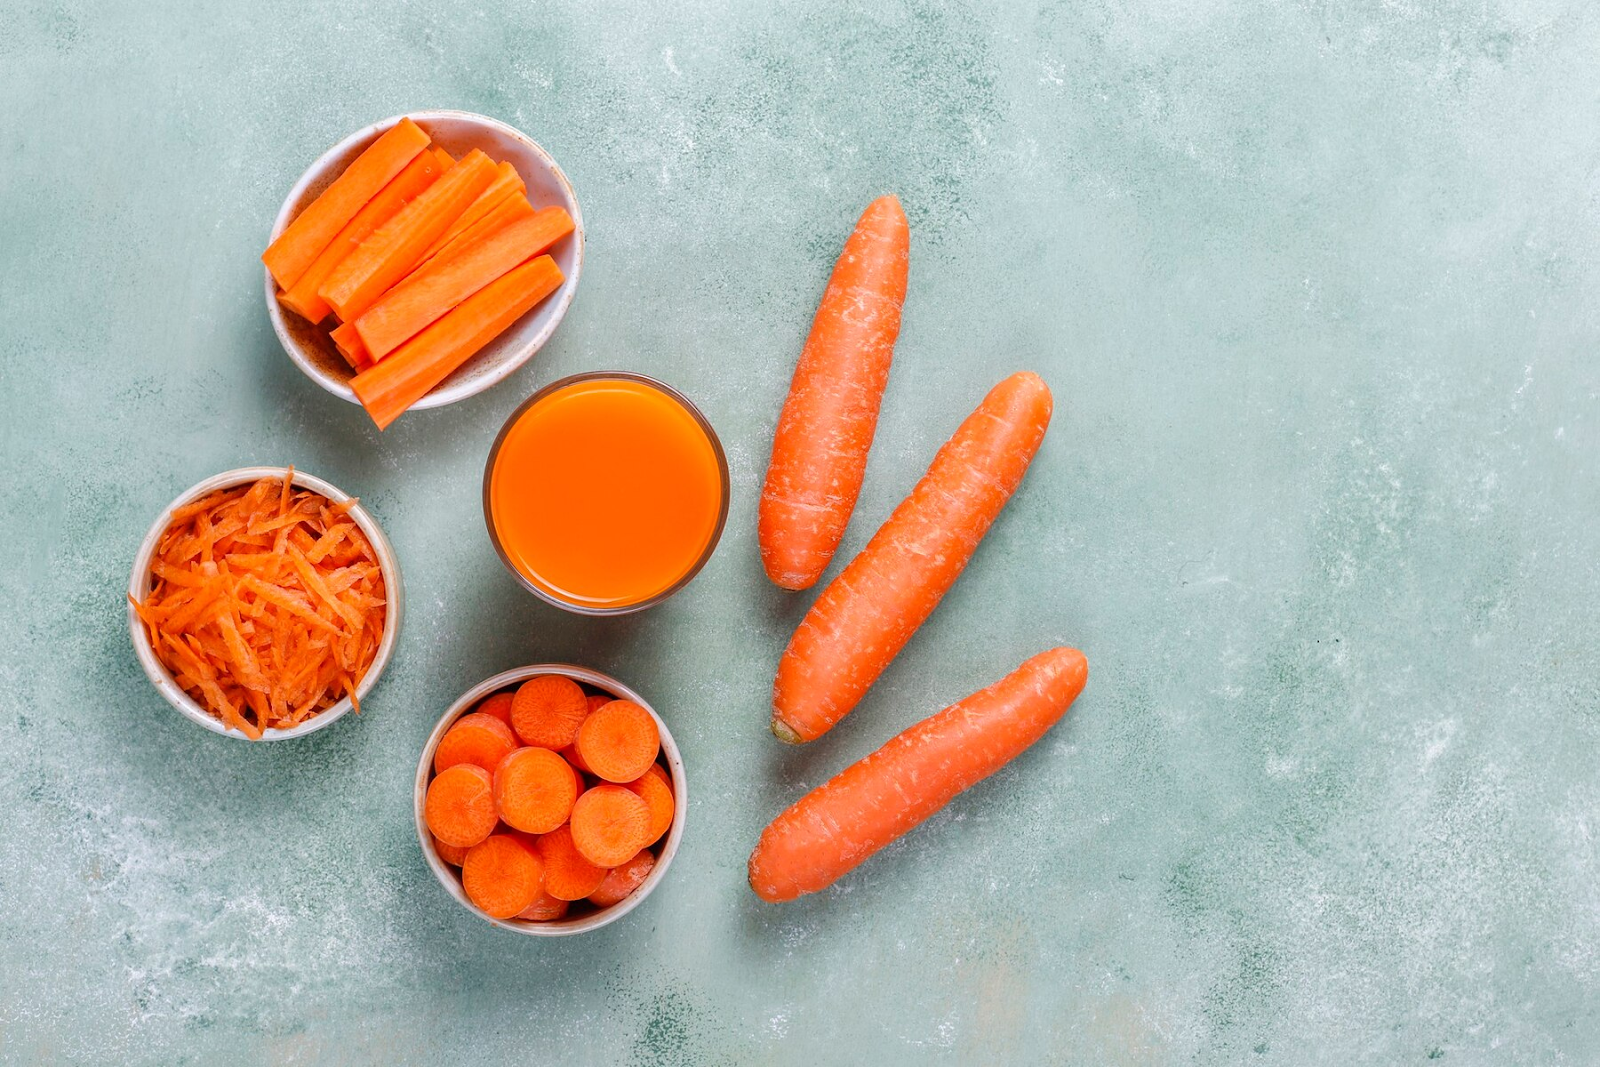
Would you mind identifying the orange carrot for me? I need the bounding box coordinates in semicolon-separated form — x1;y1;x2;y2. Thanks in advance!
329;321;373;371
431;147;456;169
509;674;589;749
575;700;660;783
462;833;545;918
413;193;537;276
588;849;656;907
625;765;675;846
494;746;579;833
772;372;1053;743
586;694;613;713
318;149;497;322
353;207;574;360
515;891;569;921
432;835;470;867
277;148;445;324
569;784;652;867
560;743;591;775
476;691;515;728
425;764;499;848
418;160;526;261
536;825;608;900
349;255;564;430
263;117;430;289
752;647;1088;902
759;196;910;590
434;712;517;774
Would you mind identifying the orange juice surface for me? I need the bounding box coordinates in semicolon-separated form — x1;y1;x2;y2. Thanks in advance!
489;378;724;609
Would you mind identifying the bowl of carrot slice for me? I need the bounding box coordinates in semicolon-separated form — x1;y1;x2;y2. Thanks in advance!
128;466;402;740
415;665;685;935
264;111;583;430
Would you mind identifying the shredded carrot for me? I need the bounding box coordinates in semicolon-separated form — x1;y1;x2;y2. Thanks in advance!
133;473;386;737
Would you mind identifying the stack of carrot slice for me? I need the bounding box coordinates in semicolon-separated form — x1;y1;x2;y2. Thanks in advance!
424;676;675;922
130;470;387;739
265;117;574;430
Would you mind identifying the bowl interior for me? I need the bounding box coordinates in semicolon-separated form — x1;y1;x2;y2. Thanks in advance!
127;466;404;741
266;110;583;410
415;665;687;935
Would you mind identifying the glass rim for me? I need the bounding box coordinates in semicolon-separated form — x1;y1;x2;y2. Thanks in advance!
481;370;731;616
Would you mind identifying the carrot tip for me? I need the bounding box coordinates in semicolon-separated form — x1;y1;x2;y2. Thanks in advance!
770;718;803;745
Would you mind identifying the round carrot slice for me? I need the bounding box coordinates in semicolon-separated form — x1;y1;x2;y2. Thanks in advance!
511;675;589;748
462;833;546;918
476;691;515;728
537;825;608;900
425;764;498;849
515;891;569;922
434;712;517;774
575;700;660;783
569;784;652;867
561;743;591;775
432;835;470;867
588;849;656;907
586;693;612;713
494;747;579;833
625;765;675;846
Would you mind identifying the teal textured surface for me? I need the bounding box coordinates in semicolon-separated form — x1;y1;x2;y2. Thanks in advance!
2;1;1597;1063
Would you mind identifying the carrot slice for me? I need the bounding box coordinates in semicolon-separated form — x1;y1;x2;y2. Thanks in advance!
413;193;537;277
475;691;515;728
575;700;660;783
536;825;608;900
354;206;575;360
418;160;526;262
559;743;591;775
515;891;569;921
424;764;498;848
432;835;470;867
434;712;518;774
586;694;613;713
508;674;589;749
625;765;675;846
462;833;545;918
349;255;564;430
263;117;430;289
493;747;579;833
569;784;652;867
588;849;656;907
318;150;498;322
277;148;446;324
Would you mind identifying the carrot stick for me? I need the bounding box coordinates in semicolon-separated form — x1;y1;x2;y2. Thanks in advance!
509;674;589;749
588;849;656;907
353;207;574;360
277;149;446;325
418;160;526;262
569;784;652;867
433;712;517;774
759;195;910;590
771;371;1054;743
751;647;1088;902
329;321;373;371
349;255;564;430
413;194;537;277
574;700;660;783
536;825;609;900
431;147;456;169
318;149;498;322
424;764;499;848
463;833;545;918
494;747;579;833
263;117;430;289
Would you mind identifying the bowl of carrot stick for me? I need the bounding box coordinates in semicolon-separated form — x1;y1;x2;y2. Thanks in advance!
415;664;685;935
128;466;403;741
264;111;583;430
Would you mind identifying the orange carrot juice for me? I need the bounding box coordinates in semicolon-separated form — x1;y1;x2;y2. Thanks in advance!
487;375;727;611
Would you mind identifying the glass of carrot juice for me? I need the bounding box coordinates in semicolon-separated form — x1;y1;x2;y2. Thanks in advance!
484;372;730;614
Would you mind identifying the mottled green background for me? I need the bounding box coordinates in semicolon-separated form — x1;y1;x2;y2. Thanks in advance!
3;0;1597;1063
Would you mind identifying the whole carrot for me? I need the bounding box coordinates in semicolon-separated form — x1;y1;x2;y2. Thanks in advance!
771;371;1053;743
759;195;909;590
750;647;1088;902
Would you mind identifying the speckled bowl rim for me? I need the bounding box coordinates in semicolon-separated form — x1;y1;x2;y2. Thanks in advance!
415;664;687;936
264;109;585;410
127;466;404;741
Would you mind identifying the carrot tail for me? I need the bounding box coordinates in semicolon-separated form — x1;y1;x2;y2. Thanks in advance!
772;371;1054;743
750;647;1088;902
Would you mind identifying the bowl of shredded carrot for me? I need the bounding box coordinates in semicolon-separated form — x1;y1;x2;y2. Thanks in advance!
414;664;686;936
128;466;402;741
264;110;584;427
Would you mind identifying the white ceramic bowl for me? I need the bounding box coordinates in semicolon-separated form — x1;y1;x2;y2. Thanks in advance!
127;466;404;741
265;110;584;409
415;664;687;935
